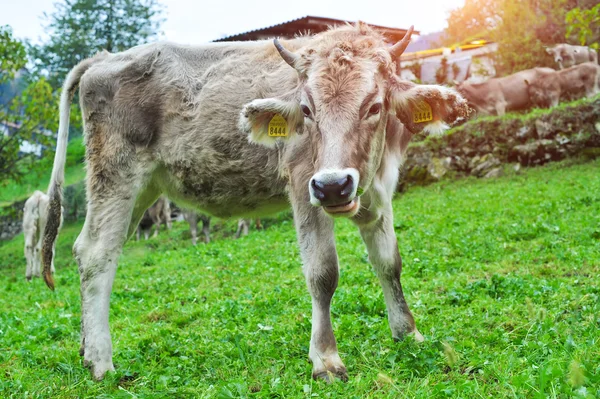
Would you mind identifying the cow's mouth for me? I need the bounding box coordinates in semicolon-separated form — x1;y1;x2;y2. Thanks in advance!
323;198;359;215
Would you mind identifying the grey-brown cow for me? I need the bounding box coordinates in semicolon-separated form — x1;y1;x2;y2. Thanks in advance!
546;44;598;70
23;191;62;280
457;67;559;116
235;218;261;238
183;210;211;245
556;62;600;100
136;196;172;240
42;23;469;381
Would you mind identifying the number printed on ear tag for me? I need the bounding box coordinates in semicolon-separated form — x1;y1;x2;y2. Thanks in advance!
268;114;288;137
412;100;433;124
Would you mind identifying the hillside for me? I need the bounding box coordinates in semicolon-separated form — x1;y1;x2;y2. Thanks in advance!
0;158;598;397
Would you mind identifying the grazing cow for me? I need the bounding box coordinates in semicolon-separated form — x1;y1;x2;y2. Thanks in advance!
556;62;600;100
546;44;598;70
42;23;469;381
23;191;62;280
183;210;211;244
457;68;559;115
136;196;172;240
235;218;262;238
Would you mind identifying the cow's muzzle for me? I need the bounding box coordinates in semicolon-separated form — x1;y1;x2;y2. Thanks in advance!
309;168;360;216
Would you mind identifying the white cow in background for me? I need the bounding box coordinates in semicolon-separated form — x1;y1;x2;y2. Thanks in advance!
23;190;63;280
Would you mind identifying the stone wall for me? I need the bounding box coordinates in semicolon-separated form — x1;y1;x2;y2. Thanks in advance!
401;97;600;189
0;199;26;240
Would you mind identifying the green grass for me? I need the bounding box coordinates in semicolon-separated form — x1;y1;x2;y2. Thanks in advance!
1;159;599;398
0;137;86;207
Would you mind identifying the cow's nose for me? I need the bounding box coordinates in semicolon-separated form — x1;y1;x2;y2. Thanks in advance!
311;174;354;206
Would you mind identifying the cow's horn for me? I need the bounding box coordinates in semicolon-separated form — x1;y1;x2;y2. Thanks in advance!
274;38;300;69
389;25;414;59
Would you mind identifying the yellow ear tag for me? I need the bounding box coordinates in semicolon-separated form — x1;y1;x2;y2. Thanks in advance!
268;114;288;137
412;100;433;124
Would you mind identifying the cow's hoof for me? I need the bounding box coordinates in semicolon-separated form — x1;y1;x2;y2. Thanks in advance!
84;358;115;381
412;329;425;343
26;276;32;282
313;367;348;383
393;328;425;343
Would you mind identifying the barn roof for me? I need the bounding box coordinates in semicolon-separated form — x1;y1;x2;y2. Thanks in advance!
212;15;418;43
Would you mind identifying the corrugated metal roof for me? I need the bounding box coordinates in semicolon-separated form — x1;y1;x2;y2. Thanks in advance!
212;15;417;42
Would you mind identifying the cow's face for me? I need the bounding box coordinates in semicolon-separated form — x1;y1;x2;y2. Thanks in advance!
241;24;468;217
547;45;574;69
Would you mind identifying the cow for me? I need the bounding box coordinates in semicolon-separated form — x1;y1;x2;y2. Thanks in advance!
235;218;262;238
41;22;469;381
556;62;600;100
23;191;62;280
457;68;560;116
136;196;172;240
183;210;211;245
546;44;598;70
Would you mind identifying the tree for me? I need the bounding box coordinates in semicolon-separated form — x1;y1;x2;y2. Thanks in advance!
566;4;600;49
30;0;164;89
444;0;501;45
1;26;58;185
444;0;582;76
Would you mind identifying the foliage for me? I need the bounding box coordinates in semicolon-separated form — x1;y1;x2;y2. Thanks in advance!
0;26;59;186
30;0;165;89
0;137;85;208
489;0;555;75
566;4;600;49
444;0;589;76
444;0;500;46
0;159;599;397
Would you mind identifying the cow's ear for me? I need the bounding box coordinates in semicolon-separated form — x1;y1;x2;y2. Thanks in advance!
239;97;303;147
389;77;470;135
545;47;553;55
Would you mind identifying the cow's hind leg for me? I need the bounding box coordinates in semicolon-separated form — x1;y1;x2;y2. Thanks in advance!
354;205;423;342
292;200;347;382
24;230;35;281
186;213;198;245
235;219;249;238
201;215;211;243
74;168;154;380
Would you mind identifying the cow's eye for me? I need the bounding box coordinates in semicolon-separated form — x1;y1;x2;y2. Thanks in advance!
301;105;311;118
368;103;381;116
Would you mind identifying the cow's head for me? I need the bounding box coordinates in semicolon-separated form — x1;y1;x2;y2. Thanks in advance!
546;45;573;69
240;23;468;217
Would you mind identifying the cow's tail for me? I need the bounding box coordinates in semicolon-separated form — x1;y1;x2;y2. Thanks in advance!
42;51;109;290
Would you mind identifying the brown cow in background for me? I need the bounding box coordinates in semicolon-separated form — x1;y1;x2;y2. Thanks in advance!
546;44;598;70
457;67;559;116
182;210;211;245
136;196;172;240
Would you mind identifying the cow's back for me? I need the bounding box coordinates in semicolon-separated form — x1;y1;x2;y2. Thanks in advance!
558;62;599;94
77;41;298;219
496;69;537;111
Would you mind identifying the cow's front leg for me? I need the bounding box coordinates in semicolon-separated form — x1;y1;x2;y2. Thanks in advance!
292;202;347;382
354;205;424;342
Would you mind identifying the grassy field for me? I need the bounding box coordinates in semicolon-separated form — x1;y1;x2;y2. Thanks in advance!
0;159;599;398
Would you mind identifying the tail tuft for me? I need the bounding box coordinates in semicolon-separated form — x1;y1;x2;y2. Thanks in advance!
42;188;62;291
